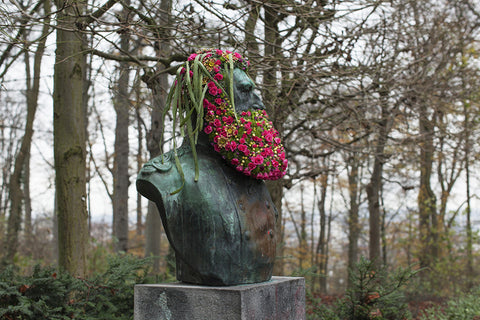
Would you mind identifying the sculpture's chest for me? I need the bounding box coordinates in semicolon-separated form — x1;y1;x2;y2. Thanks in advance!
161;156;278;285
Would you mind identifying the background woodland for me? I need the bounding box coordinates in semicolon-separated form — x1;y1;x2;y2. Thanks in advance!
1;0;480;302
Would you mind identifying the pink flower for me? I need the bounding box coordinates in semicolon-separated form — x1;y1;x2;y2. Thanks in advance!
248;162;257;170
209;86;218;96
238;144;248;154
271;160;279;168
204;126;213;134
229;141;237;151
215;49;223;55
231;158;240;166
215;98;223;105
239;138;246;144
234;52;242;59
214;73;223;81
274;137;281;144
188;53;197;61
252;155;264;165
213;119;222;127
222;116;234;125
203;99;211;108
264;133;273;142
257;173;266;179
180;67;186;74
215;59;222;65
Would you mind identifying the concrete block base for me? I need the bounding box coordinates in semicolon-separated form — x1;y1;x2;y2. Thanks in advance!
134;276;306;320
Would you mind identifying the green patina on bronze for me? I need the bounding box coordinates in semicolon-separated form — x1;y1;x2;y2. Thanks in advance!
137;136;277;285
136;49;283;286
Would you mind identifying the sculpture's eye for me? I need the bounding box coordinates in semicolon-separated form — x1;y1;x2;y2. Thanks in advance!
239;83;253;93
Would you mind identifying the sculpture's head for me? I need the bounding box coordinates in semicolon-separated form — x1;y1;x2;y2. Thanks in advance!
166;49;287;180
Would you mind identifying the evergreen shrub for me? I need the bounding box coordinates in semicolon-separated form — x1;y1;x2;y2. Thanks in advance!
0;255;152;319
420;287;480;320
307;256;418;320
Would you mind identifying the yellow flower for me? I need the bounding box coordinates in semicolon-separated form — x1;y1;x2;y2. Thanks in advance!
225;126;235;136
217;136;227;148
205;113;214;122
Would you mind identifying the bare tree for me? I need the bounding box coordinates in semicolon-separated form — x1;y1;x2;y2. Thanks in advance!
3;0;51;263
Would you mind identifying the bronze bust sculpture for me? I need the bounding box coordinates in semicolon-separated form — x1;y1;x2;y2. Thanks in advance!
136;49;287;286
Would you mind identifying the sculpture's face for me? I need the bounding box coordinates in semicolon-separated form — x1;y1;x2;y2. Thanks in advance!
232;68;265;113
184;49;288;180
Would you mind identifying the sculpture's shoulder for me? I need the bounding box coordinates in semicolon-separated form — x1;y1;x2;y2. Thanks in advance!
136;150;183;201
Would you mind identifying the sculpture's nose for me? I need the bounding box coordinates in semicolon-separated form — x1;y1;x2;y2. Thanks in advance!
251;91;265;110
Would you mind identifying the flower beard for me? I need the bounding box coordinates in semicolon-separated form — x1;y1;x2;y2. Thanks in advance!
203;100;288;180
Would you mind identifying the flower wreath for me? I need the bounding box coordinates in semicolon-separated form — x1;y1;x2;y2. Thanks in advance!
163;49;287;190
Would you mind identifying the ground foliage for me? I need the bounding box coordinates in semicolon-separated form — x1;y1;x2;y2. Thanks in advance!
307;256;418;320
0;255;152;320
419;287;480;320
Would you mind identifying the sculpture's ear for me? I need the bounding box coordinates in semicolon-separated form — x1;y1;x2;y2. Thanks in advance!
136;177;177;247
136;176;170;222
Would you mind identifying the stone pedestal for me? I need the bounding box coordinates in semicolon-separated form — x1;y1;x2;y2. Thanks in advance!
134;276;306;320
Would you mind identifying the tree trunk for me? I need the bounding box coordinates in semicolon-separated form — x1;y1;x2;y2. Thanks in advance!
244;2;260;79
366;90;392;268
54;0;88;276
366;155;383;267
135;84;144;236
316;165;329;293
23;150;32;254
346;154;360;288
112;2;131;253
263;3;286;276
299;185;307;270
464;102;473;284
417;104;437;270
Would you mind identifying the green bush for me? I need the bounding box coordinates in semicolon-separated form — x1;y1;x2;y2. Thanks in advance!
420;287;480;320
307;257;418;320
306;292;339;320
0;255;152;320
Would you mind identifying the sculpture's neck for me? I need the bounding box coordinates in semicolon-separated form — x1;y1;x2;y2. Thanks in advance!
181;132;213;152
